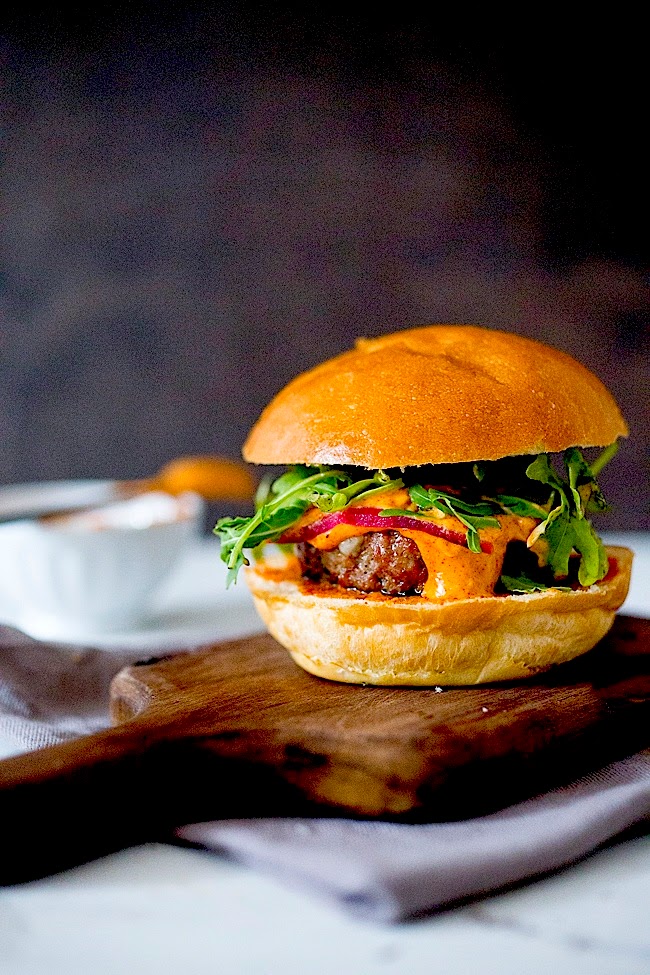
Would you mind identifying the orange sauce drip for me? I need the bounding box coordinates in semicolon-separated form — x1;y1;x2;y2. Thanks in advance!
401;517;536;600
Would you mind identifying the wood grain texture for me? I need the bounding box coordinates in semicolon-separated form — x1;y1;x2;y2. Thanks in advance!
0;615;649;884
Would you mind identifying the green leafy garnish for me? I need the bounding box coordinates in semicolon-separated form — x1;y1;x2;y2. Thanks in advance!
215;466;403;584
378;508;425;518
409;485;500;554
214;443;617;590
500;573;571;594
409;444;616;589
494;495;549;519
523;446;612;587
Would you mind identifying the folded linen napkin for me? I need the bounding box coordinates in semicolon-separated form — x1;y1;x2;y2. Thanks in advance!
1;622;649;922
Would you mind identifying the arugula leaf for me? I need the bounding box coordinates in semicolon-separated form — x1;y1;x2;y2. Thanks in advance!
543;510;575;577
565;448;586;514
571;515;609;586
409;485;500;554
500;573;571;594
410;445;614;585
216;466;348;583
215;466;403;584
409;485;499;519
521;448;611;586
564;447;609;514
525;454;564;495
378;508;426;518
495;495;549;519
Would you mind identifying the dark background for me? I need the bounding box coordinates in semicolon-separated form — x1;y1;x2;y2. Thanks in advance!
1;11;647;527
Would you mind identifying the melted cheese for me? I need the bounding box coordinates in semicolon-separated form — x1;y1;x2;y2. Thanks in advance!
290;488;539;601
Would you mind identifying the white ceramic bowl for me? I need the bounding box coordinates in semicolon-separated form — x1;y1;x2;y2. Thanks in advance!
0;486;204;640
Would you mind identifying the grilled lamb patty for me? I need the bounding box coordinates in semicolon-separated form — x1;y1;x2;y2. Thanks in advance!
297;531;427;595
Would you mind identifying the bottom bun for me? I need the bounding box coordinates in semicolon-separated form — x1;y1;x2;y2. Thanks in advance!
245;545;633;686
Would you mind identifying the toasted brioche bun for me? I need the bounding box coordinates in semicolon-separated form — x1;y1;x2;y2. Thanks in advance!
245;546;632;685
244;325;628;468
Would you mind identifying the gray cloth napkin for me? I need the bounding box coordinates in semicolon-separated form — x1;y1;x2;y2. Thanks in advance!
1;623;649;923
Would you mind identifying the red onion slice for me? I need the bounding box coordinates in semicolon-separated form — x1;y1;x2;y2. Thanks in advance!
279;507;493;553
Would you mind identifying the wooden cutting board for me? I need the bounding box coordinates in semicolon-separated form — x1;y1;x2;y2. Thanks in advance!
1;614;649;884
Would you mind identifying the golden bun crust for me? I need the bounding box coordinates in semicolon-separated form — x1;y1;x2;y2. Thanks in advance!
245;546;632;686
244;325;628;467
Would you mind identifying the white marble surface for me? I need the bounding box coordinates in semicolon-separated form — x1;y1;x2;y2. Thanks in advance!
0;532;648;974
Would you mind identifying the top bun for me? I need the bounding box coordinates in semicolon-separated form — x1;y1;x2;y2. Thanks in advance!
244;325;628;468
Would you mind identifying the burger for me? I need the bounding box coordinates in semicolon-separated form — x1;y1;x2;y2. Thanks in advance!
215;325;632;685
